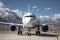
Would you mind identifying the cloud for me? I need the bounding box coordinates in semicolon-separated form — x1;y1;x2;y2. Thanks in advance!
32;6;37;9
0;1;4;8
39;16;49;18
12;9;20;12
44;8;51;11
32;6;40;11
53;14;60;23
54;14;60;18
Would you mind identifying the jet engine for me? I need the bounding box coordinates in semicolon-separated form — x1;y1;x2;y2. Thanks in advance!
41;25;48;32
10;25;16;31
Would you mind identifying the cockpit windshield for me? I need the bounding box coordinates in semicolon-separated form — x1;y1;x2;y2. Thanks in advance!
25;15;33;17
24;15;36;18
24;13;36;18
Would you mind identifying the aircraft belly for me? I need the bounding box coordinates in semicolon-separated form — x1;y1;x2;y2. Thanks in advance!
26;23;34;27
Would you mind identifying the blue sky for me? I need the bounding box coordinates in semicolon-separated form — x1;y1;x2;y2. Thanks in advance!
1;0;60;16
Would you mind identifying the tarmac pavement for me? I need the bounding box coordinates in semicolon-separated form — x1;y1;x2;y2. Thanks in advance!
0;31;60;40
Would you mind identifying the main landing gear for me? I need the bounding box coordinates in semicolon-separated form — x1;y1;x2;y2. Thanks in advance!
36;26;40;35
17;26;40;35
18;31;22;35
17;26;22;35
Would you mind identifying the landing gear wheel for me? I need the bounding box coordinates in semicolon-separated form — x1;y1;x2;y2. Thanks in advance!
36;31;40;35
28;33;31;36
27;29;31;36
17;31;22;35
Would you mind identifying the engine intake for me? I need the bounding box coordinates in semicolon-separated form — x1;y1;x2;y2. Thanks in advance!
42;25;48;32
10;25;16;31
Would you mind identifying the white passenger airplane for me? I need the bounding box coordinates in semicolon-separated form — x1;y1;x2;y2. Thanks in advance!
0;1;49;35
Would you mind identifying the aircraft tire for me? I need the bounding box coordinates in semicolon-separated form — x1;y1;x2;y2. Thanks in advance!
17;31;22;35
36;31;40;35
28;33;31;36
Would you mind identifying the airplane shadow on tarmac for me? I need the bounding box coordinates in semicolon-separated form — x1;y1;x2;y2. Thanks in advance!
19;34;57;37
31;34;57;37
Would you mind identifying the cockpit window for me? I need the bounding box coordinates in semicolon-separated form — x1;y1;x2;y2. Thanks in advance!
25;15;33;17
24;15;36;18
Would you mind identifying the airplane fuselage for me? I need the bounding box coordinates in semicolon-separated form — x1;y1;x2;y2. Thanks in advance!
22;13;38;28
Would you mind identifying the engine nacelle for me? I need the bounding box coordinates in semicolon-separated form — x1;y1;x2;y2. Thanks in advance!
41;25;48;32
10;25;16;31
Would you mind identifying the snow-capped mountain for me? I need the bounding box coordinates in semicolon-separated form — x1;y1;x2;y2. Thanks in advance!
0;7;60;24
39;16;57;24
0;8;24;23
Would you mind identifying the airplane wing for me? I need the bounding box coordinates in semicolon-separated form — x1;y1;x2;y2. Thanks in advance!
41;23;60;32
0;22;23;26
0;22;23;31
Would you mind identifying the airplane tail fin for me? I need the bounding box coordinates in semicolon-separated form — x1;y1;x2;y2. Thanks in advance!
28;0;30;13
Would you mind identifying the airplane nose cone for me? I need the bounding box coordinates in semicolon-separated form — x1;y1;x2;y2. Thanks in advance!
22;18;32;25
